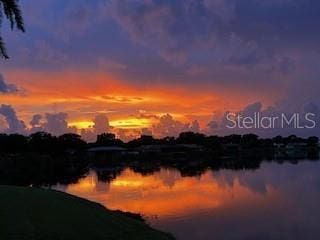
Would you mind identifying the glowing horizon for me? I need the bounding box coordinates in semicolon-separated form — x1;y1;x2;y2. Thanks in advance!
1;0;320;139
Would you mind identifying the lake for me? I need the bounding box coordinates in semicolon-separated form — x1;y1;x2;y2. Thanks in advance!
54;160;320;240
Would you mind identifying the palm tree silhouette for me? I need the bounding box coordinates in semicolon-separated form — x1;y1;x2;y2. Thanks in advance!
0;0;24;59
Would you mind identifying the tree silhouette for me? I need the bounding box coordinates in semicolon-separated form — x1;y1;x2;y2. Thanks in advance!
0;0;24;59
96;133;123;146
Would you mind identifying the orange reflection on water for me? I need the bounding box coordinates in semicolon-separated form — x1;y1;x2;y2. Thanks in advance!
61;168;275;219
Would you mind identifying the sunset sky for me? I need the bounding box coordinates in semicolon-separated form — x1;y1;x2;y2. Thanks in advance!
1;0;320;140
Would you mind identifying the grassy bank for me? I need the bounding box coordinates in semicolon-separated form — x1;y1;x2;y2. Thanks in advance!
0;186;174;240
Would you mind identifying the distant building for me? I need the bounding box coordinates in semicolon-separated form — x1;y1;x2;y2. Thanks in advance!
137;144;203;154
273;143;285;149
283;143;308;158
285;143;307;151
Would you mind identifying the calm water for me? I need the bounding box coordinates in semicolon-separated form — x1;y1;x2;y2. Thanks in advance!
54;161;320;240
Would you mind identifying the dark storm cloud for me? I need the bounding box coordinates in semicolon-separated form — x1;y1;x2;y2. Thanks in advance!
94;0;320;95
7;0;318;68
4;0;319;80
109;0;235;63
109;0;320;65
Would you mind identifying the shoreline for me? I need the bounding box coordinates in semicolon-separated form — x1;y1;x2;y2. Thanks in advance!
0;185;174;240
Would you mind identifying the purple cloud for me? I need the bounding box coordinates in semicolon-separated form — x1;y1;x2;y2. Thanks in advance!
0;74;18;94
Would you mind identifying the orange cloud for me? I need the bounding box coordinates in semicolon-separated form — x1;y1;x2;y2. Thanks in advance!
1;69;278;132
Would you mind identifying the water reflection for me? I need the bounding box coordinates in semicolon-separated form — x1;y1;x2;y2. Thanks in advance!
54;161;320;240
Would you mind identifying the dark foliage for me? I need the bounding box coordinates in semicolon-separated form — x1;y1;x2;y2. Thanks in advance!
0;0;25;58
0;131;318;154
96;133;123;146
0;131;319;186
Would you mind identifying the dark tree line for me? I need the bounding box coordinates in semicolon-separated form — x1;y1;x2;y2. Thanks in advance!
0;131;318;186
0;131;318;154
0;132;88;186
0;132;86;154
